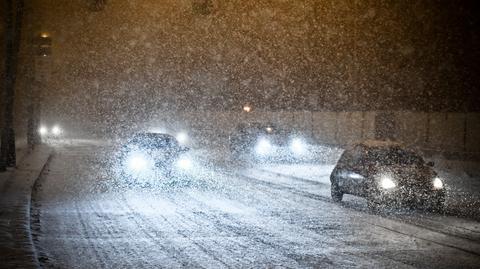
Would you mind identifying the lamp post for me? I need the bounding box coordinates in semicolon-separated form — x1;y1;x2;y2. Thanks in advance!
27;32;52;146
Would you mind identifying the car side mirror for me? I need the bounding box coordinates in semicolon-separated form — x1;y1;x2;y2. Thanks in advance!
427;161;434;167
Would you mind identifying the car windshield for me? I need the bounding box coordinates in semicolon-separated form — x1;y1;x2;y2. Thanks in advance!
364;147;424;166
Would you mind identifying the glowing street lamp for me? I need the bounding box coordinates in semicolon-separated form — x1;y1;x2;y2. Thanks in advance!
36;32;52;57
243;104;252;113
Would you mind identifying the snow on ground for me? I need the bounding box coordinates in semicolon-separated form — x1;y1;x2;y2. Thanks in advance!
30;140;480;268
432;158;480;217
0;146;52;269
258;163;334;184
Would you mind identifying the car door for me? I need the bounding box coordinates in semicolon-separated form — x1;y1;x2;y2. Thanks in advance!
342;146;367;195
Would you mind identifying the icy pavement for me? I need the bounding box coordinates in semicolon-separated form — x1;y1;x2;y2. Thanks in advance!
31;141;480;268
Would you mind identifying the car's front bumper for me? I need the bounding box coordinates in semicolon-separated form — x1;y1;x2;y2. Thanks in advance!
371;186;445;208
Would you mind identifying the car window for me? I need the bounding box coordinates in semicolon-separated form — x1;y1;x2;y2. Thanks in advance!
339;147;358;166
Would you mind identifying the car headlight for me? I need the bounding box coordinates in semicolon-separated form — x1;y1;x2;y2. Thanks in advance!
125;152;153;173
39;126;48;136
176;156;193;170
379;175;396;189
254;138;272;156
51;125;62;136
433;177;444;189
290;137;307;155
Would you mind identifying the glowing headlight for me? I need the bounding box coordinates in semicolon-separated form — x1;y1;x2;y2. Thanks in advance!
51;125;61;136
126;152;152;172
255;138;272;156
290;137;307;155
379;175;396;189
433;177;444;189
176;156;193;170
348;173;364;180
39;126;48;136
176;132;188;145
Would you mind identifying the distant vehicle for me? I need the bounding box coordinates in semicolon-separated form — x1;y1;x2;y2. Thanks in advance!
330;140;445;212
39;124;63;141
229;123;312;161
118;132;192;183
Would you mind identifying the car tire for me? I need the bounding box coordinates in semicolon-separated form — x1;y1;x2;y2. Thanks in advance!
331;181;343;202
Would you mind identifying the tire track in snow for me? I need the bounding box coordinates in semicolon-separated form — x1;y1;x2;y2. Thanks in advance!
161;191;305;268
185;172;417;268
91;198;147;269
74;201;109;269
118;193;216;268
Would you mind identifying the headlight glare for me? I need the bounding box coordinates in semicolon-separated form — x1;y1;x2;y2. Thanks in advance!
52;125;62;136
39;126;48;136
255;138;272;156
126;152;152;173
433;177;444;189
290;137;307;155
176;156;193;170
379;175;396;189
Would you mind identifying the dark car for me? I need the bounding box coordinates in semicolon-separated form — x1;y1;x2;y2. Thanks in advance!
330;140;445;212
229;123;311;161
118;132;191;182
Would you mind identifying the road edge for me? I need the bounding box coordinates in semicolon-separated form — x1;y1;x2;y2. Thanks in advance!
0;146;52;269
28;152;54;268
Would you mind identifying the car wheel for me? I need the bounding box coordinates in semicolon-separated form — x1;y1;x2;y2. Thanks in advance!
331;181;343;202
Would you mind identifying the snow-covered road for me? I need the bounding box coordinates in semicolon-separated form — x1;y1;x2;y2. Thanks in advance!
31;141;480;268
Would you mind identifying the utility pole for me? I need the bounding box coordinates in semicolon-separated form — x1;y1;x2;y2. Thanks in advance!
0;0;24;171
32;32;52;146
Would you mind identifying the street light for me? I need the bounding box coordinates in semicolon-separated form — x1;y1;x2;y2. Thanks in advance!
36;33;52;57
243;104;252;113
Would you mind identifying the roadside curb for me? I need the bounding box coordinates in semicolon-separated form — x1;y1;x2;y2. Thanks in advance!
0;146;53;269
